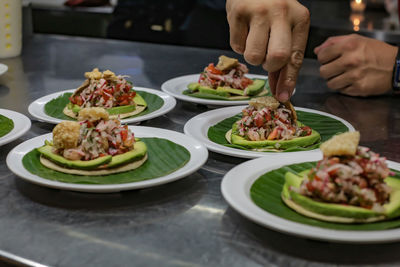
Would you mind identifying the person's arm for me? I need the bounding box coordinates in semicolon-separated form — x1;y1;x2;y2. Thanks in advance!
314;34;398;96
226;0;310;102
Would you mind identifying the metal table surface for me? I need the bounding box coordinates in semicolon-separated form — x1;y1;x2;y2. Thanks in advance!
0;34;400;267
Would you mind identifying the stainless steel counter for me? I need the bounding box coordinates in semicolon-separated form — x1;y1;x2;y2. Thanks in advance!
0;34;400;267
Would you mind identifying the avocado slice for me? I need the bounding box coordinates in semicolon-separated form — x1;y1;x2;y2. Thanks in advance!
107;105;136;115
246;79;266;96
37;141;147;170
185;79;267;99
106;141;147;168
230;122;321;149
133;93;147;107
68;104;137;116
283;171;400;220
37;145;112;170
198;86;230;97
188;82;200;92
66;103;81;114
66;92;147;116
383;178;400;218
217;86;245;96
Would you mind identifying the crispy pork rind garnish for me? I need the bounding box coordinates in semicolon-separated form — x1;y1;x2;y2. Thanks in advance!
216;55;239;71
283;101;297;123
84;68;117;81
78;107;109;122
52;121;81;149
249;96;280;110
320;131;360;157
72;69;129;98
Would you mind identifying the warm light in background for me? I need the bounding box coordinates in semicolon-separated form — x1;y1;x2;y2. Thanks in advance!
350;0;366;12
350;13;364;32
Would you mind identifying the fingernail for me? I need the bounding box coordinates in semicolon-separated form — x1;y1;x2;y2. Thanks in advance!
278;91;289;102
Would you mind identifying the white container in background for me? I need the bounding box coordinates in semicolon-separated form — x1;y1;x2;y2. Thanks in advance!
0;0;22;58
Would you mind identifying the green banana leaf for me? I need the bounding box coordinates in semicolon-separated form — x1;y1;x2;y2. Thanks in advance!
207;110;349;152
44;91;164;121
22;137;190;184
250;162;400;230
182;80;271;101
0;114;14;138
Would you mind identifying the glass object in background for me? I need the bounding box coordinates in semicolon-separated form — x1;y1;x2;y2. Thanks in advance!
0;0;22;58
383;0;399;29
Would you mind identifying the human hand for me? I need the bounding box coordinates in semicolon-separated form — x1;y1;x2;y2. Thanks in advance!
226;0;310;102
314;34;398;96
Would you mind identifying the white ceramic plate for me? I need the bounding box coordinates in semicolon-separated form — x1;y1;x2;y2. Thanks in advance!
0;109;31;146
184;106;355;159
161;74;268;106
28;87;176;124
6;126;208;193
0;63;8;76
221;153;400;243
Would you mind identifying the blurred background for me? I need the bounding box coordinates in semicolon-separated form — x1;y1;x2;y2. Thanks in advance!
22;0;400;58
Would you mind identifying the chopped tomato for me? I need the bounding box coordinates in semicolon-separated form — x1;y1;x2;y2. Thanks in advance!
86;121;93;128
241;77;253;88
119;99;129;106
206;63;223;75
301;126;312;136
120;129;128;141
254;115;264;128
328;168;338;176
69;95;83;106
267;127;279;140
264;113;271;121
306;183;314;192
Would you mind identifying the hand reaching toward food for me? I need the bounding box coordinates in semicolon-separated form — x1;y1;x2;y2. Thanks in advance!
314;34;398;96
226;0;310;102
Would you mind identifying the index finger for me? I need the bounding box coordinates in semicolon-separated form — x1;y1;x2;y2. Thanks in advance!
274;9;309;102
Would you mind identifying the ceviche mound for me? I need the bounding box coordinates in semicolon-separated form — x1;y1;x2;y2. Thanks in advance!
63;68;147;119
184;55;268;100
282;131;400;223
225;96;321;151
37;107;148;176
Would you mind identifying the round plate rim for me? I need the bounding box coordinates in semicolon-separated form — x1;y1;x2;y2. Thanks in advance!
183;105;355;159
6;126;208;193
0;109;31;146
28;87;176;124
221;153;400;244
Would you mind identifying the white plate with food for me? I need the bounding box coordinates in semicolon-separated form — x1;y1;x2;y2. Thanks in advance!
28;87;176;125
161;55;271;106
184;104;355;158
0;109;31;146
221;141;400;243
161;73;269;106
0;63;8;76
28;68;176;124
7;125;208;193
